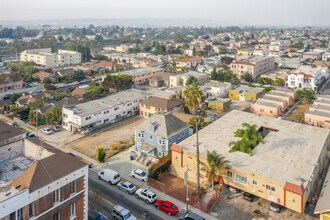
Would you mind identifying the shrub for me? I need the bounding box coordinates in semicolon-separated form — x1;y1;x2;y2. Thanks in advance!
97;147;106;163
148;155;171;180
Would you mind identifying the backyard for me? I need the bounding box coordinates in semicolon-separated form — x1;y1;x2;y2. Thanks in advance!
284;101;310;123
67;116;145;160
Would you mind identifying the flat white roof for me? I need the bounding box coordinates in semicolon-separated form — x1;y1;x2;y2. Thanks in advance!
314;168;330;214
179;110;329;187
113;67;162;77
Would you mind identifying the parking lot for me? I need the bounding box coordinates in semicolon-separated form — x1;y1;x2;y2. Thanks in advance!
210;187;317;220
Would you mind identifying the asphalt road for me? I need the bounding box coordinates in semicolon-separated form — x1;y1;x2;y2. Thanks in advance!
88;169;178;220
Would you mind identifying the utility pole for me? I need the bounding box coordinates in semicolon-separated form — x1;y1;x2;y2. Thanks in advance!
195;108;200;199
184;164;189;214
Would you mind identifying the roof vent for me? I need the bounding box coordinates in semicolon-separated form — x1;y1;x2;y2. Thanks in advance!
5;192;11;197
15;185;21;189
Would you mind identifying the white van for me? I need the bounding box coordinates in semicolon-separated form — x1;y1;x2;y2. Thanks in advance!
98;169;121;185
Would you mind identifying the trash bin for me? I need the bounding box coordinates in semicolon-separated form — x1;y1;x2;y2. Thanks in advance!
130;155;134;161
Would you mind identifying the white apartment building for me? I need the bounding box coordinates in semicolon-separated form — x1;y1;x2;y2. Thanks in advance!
200;80;232;98
287;66;329;91
169;71;209;88
62;89;154;132
20;48;81;69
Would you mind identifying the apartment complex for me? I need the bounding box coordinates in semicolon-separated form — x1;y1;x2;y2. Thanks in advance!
0;123;88;220
171;110;330;213
139;97;183;118
20;48;81;69
169;71;209;88
113;67;163;85
251;90;296;118
228;85;265;102
200;80;232;98
305;95;330;129
230;56;275;81
62;89;153;131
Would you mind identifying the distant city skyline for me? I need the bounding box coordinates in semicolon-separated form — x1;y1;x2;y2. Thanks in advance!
1;0;330;26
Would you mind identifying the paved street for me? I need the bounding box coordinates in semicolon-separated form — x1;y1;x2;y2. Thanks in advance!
89;169;177;220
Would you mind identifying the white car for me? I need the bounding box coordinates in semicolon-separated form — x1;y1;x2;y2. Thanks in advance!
40;127;54;135
117;181;137;194
135;188;157;204
131;169;148;182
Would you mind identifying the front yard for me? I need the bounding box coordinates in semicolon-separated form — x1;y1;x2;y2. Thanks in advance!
284;101;310;123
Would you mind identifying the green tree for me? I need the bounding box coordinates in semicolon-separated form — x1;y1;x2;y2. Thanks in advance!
166;60;177;73
201;150;228;194
186;76;198;86
97;147;106;163
10;93;21;104
182;82;205;198
83;82;107;101
296;88;315;103
102;74;133;93
189;116;206;132
242;73;252;82
229;123;264;156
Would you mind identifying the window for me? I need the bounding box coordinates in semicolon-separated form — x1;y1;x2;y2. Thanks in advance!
235;174;247;184
252;180;258;186
62;113;68;118
104;118;109;123
29;203;34;218
149;135;153;140
17;208;24;220
114;107;119;111
104;110;109;114
70;181;76;194
85;116;91;120
70;203;76;217
53;212;60;220
265;185;276;192
53;189;60;204
227;171;232;178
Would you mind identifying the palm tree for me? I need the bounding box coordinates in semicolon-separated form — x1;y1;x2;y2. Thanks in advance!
201;150;228;194
229;123;264;156
166;60;177;73
182;82;205;199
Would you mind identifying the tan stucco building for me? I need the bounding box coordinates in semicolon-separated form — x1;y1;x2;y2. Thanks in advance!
171;110;330;213
139;97;183;118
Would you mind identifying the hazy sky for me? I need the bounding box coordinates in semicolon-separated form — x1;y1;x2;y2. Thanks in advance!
1;0;330;26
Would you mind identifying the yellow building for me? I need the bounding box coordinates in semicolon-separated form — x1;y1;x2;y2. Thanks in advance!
237;48;254;56
171;110;330;213
228;85;264;102
208;98;231;113
139;96;183;118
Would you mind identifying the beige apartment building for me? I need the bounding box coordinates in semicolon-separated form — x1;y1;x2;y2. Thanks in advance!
20;48;81;69
169;71;209;88
230;56;275;81
305;95;330;129
139;96;183;117
171;110;330;213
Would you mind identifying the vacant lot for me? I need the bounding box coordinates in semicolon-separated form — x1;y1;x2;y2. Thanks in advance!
68;116;145;160
285;101;310;123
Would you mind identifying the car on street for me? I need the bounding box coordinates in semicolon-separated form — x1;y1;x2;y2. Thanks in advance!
2;94;11;100
111;205;136;220
88;210;108;220
243;192;255;202
131;168;148;182
135;188;157;204
179;212;205;220
98;169;121;185
117;181;136;194
269;202;282;213
155;200;178;216
228;186;240;193
40;127;54;135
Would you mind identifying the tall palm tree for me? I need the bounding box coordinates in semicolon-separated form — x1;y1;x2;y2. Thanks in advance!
182;82;205;199
229;123;264;156
201;150;228;194
166;60;177;73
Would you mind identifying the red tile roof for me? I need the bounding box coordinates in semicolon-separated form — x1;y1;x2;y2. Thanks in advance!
284;182;304;195
94;61;121;68
171;144;183;153
173;56;203;63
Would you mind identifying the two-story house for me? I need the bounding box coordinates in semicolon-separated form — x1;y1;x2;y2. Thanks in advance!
134;112;192;158
0;73;25;93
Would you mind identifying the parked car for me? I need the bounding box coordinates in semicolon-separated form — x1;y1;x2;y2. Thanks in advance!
117;181;136;194
228;186;240;193
40;127;54;135
81;127;92;135
111;205;136;220
52;124;61;132
2;94;11;100
131;169;148;182
179;212;205;220
269;202;282;213
243;192;255;202
155;200;178;216
98;169;121;185
135;188;157;204
88;210;108;220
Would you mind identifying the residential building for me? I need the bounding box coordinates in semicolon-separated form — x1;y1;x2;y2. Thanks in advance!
208;98;231;113
0;73;25;93
62;89;153;132
171;110;330;214
0;124;88;220
228;85;265;102
305;95;330;129
113;67;163;85
322;52;330;62
93;61;127;72
71;86;87;100
16;91;55;107
149;73;174;88
303;51;322;60
201;80;232;98
20;48;81;69
287;66;329;91
139;97;183;118
32;71;56;83
230;56;275;81
259;69;290;82
134;112;192;158
314;167;330;220
251;100;282;118
169;71;209;88
236;48;254;56
171;56;203;70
